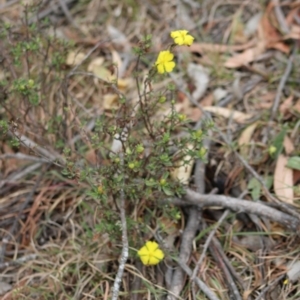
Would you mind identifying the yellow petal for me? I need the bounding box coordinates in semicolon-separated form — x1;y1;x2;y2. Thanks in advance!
138;246;149;256
148;256;160;265
171;30;188;39
164;61;176;72
157;64;165;74
170;30;194;46
154;248;165;260
184;35;194;46
140;255;150;265
145;241;158;252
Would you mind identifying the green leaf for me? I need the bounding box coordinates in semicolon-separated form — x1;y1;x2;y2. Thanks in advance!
265;175;273;189
248;177;261;200
286;156;300;171
145;179;157;187
162;186;174;196
271;129;286;159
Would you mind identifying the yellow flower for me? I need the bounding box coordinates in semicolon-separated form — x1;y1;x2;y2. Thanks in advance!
170;30;194;46
155;50;176;74
137;241;165;266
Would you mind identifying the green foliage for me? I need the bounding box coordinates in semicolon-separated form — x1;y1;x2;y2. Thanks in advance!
270;128;286;159
10;137;20;148
247;176;273;201
12;78;39;105
1;9;208;257
77;35;209;244
0;120;9;134
0;5;72;150
287;156;300;171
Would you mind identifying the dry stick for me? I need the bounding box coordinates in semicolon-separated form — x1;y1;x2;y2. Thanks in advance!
255;274;285;300
268;45;295;130
167;141;209;299
185;189;300;229
177;260;220;300
261;44;295;158
28;0;77;25
0;254;37;270
219;76;263;107
202;199;244;300
209;239;242;300
170;190;300;230
58;0;80;29
0;162;42;189
191;195;246;300
167;203;202;300
111;152;128;300
191;144;216;300
67;40;108;77
210;234;245;288
0;153;50;163
191;209;229;281
272;0;290;35
171;193;295;296
0;0;19;10
10;130;65;166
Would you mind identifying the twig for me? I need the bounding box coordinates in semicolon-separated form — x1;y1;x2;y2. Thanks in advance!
209;240;242;300
9;130;65;166
167;206;201;300
210;234;245;288
0;254;37;270
169;189;300;230
67;41;108;76
0;0;19;10
191;193;247;299
191;209;229;281
194;138;211;193
190;158;206;300
219;76;263;107
269;45;295;126
111;156;128;298
177;259;220;300
167;132;210;299
70;71;126;100
111;151;128;300
58;0;79;29
272;0;290;35
0;153;50;163
0;162;42;189
28;0;77;25
255;274;285;300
